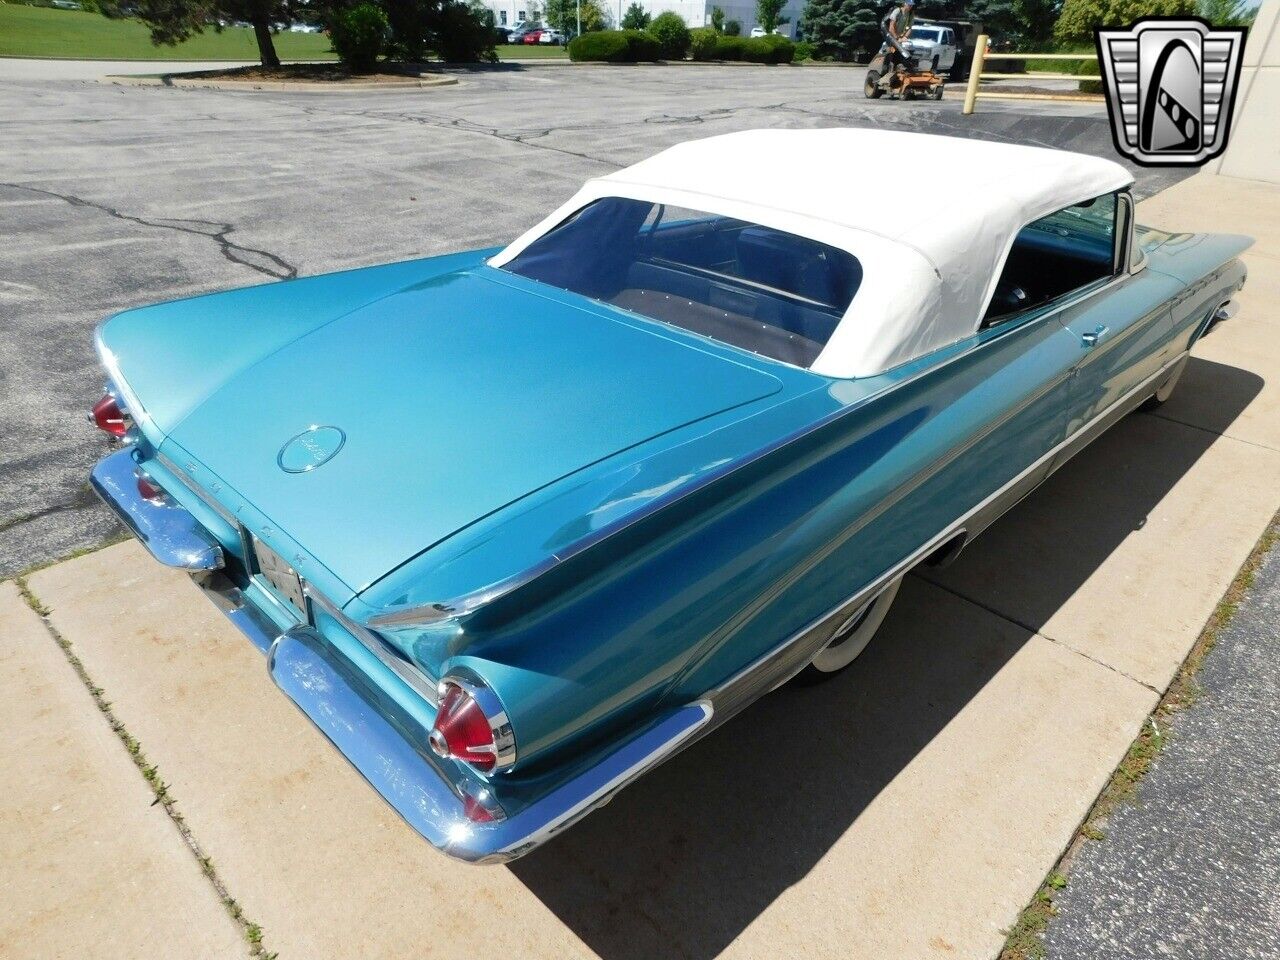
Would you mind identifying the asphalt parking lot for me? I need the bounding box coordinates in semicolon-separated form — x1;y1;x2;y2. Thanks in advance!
0;62;1190;577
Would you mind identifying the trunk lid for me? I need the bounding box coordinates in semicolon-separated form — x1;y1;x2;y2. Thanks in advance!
166;269;783;591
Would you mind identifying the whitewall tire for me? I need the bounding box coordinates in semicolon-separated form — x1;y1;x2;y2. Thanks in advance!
798;576;903;682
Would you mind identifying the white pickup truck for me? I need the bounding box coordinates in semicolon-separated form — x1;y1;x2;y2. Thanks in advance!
907;23;959;73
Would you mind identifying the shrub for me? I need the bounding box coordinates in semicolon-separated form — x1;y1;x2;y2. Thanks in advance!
568;29;631;60
689;26;719;60
331;3;387;73
1076;58;1102;95
648;10;690;59
623;28;660;59
708;35;793;62
758;33;795;62
435;0;498;62
567;29;660;60
723;18;741;34
794;40;814;60
713;34;746;59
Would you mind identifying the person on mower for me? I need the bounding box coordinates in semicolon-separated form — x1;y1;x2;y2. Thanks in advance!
881;0;915;70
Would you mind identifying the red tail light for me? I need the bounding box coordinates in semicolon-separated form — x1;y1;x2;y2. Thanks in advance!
430;682;498;771
428;678;516;774
91;393;130;438
135;473;166;505
462;793;497;823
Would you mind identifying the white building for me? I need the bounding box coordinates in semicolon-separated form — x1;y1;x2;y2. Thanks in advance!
482;0;804;36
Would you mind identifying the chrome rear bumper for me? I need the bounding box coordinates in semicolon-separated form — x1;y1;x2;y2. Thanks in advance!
90;448;224;571
90;446;714;863
271;627;711;863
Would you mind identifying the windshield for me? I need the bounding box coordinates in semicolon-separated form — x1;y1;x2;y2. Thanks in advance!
501;197;862;368
909;27;941;41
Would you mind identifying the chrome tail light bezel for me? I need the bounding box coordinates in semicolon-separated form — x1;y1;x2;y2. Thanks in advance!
431;675;517;774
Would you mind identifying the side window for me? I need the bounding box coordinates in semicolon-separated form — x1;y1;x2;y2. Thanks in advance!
983;192;1119;326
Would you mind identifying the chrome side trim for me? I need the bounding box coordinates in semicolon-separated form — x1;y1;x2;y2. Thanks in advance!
704;350;1188;714
268;625;712;864
90;448;224;571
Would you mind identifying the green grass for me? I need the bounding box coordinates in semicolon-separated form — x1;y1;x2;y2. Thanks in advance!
0;3;568;61
495;43;568;59
0;3;336;60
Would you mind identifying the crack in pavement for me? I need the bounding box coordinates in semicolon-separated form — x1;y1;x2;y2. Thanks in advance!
0;182;298;281
238;94;626;167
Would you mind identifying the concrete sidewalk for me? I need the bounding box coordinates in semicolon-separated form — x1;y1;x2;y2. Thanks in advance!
0;582;244;959
7;170;1279;959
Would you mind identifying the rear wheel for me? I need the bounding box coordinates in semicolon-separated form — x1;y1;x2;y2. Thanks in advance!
796;576;903;683
864;70;884;98
1141;354;1190;411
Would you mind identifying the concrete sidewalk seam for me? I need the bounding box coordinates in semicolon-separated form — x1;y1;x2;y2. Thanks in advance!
11;575;277;960
1143;408;1280;454
998;509;1280;960
920;574;1163;695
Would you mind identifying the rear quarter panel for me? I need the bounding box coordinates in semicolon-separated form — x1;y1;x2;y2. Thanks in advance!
447;311;1081;766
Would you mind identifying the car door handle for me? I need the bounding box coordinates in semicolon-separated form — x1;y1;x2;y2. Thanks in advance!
1081;325;1110;348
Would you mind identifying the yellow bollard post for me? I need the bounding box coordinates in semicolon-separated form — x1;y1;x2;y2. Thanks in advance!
962;34;989;116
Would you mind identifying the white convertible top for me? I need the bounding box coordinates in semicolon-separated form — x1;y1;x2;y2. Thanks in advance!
491;128;1133;377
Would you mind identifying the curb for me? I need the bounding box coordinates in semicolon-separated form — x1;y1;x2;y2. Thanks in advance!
101;73;459;91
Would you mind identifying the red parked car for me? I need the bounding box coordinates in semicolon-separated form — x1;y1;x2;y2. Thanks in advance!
522;29;543;43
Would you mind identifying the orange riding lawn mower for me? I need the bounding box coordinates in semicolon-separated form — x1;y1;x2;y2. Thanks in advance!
864;39;946;100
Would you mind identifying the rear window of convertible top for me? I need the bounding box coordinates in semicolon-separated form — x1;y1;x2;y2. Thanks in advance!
501;197;863;368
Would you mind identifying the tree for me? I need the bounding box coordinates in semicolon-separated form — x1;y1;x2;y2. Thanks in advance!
101;0;295;68
799;0;877;60
648;9;691;56
545;0;610;33
710;4;724;30
1197;0;1255;25
1054;0;1193;45
723;17;741;33
620;1;649;28
328;0;496;62
756;0;786;31
330;1;386;70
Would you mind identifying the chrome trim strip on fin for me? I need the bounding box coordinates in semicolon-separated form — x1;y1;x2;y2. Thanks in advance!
305;585;440;706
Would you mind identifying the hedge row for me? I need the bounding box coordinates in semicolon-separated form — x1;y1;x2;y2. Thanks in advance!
569;28;795;63
693;32;795;63
567;29;659;61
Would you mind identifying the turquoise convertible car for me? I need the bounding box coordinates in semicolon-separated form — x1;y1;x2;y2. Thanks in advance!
90;130;1248;863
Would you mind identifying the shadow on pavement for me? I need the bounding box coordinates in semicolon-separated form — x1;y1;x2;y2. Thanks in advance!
510;355;1262;960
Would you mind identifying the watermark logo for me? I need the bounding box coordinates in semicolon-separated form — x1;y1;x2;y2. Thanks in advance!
1096;18;1247;167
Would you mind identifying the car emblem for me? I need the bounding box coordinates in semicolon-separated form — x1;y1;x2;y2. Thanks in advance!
278;425;346;474
1096;18;1247;167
